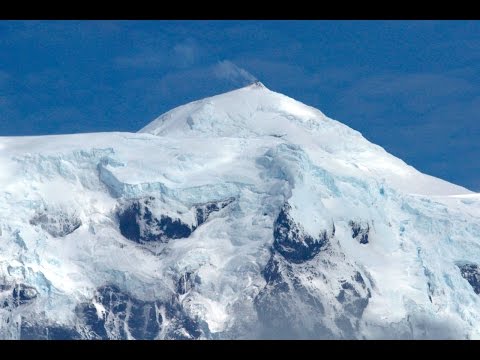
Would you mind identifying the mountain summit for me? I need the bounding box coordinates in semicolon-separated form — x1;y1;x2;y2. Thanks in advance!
0;84;479;339
140;82;469;197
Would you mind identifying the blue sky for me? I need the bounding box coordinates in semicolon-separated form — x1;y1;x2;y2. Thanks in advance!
0;20;479;191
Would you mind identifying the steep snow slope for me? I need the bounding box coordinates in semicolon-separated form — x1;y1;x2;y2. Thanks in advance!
0;82;479;339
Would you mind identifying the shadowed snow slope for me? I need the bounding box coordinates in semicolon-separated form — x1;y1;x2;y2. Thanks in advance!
0;82;479;339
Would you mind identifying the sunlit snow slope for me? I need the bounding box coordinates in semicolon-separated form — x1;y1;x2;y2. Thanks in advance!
1;82;479;339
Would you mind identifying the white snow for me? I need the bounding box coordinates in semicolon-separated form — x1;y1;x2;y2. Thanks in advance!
0;82;479;339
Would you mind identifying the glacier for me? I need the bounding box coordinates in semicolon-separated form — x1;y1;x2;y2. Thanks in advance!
0;81;479;339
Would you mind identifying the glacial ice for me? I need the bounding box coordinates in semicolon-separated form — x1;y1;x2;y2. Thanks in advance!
0;83;479;339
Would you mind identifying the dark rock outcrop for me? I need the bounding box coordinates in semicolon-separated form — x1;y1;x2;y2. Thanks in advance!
117;197;193;244
1;283;38;308
458;263;480;294
195;197;235;227
176;271;200;295
273;203;328;263
76;284;203;340
348;221;370;244
336;273;371;319
30;210;82;238
117;196;235;244
254;203;372;339
20;320;81;340
12;284;38;306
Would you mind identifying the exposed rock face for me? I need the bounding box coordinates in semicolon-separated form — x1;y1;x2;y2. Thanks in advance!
176;271;199;295
117;196;235;244
254;203;371;339
20;321;81;340
30;209;82;238
117;197;193;244
75;284;203;340
458;263;480;294
1;283;38;309
273;203;329;264
195;197;235;227
348;221;370;245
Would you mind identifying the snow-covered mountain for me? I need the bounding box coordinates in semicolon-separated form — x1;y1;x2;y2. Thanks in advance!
1;82;479;339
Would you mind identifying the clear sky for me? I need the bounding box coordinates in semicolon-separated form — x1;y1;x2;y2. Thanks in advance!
0;20;479;191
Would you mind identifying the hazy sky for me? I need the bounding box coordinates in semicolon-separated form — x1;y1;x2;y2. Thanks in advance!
1;20;479;191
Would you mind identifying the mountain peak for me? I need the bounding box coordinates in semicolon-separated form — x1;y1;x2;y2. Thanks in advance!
139;85;471;197
246;80;267;89
139;82;326;139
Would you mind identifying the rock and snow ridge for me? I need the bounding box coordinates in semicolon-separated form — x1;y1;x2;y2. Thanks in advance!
0;82;479;339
